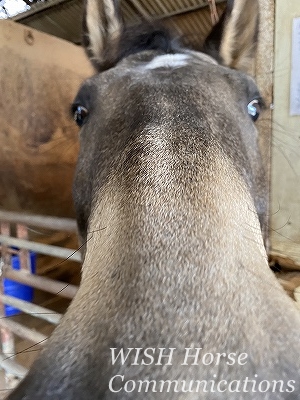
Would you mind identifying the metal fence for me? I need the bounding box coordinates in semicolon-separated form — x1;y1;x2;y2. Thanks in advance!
0;210;81;387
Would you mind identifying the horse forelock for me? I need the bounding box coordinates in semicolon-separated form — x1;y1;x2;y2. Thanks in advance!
88;22;181;72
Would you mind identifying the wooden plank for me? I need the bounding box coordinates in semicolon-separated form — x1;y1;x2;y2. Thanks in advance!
255;0;275;249
0;20;94;217
270;0;300;267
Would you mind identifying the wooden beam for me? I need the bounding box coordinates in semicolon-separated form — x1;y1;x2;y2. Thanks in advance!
0;21;93;217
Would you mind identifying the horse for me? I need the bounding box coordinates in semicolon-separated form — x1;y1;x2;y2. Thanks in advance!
8;0;300;399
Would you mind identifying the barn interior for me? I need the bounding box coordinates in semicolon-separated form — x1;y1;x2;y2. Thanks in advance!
0;0;300;397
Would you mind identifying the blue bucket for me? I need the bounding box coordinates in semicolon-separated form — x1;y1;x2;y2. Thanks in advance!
3;251;36;317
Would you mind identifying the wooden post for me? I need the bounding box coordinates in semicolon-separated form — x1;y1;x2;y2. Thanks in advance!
255;0;275;251
16;224;29;272
270;0;300;267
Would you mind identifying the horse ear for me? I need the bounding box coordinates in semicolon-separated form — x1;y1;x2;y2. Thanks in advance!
82;0;123;71
203;0;259;73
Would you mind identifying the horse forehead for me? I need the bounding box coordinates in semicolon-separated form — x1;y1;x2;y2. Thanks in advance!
103;51;221;93
137;51;218;71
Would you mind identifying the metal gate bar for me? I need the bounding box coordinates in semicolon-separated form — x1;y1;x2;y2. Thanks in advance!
0;294;62;325
0;319;48;344
3;269;78;299
0;235;81;262
0;211;77;232
0;210;81;388
0;353;28;378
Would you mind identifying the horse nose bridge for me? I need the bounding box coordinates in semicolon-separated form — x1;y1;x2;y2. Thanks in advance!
118;126;172;173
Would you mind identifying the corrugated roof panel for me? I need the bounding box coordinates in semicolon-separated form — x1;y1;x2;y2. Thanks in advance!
16;0;83;43
137;0;172;16
134;0;211;17
164;3;226;48
122;2;143;23
13;0;226;46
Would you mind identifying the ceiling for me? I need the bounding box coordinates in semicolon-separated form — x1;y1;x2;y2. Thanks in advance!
13;0;226;47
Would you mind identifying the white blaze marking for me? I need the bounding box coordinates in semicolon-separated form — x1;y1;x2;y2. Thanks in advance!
144;54;190;70
185;50;218;65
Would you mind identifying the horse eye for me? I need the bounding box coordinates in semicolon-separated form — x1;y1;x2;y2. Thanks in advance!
72;105;89;127
247;99;261;122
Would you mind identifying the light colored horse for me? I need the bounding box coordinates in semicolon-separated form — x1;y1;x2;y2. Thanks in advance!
8;0;300;399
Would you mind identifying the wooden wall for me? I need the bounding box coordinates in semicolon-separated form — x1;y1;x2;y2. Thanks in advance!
270;0;300;268
0;21;93;217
